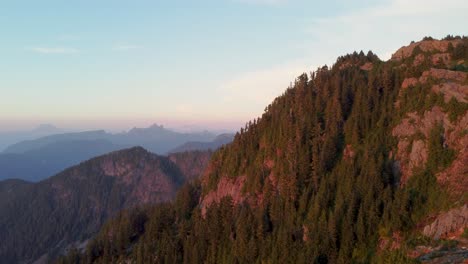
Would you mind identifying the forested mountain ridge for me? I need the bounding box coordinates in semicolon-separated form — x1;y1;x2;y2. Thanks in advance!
61;36;468;263
169;133;235;153
0;147;212;264
202;37;467;218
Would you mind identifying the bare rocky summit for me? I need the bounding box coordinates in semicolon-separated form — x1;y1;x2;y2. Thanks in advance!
391;39;462;61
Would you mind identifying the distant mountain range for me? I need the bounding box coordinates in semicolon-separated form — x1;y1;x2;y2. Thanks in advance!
0;139;119;182
0;124;63;152
0;124;231;182
0;147;212;264
3;124;216;154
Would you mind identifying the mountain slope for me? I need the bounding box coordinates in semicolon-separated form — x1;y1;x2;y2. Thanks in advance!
60;36;468;263
0;147;212;264
168;150;214;182
169;133;235;153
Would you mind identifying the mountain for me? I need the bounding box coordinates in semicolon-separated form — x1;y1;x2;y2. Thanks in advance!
0;139;120;182
0;124;62;152
168;150;214;182
0;125;216;182
0;147;212;264
60;36;468;263
3;130;108;154
169;133;235;153
3;124;215;155
112;124;216;154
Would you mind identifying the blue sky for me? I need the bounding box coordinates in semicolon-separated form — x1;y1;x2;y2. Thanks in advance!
0;0;467;132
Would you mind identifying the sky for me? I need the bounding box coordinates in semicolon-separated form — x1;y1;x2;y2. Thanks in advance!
0;0;467;132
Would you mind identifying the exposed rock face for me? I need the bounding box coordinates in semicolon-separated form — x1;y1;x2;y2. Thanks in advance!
398;68;467;111
201;175;247;215
393;138;427;184
423;205;468;240
393;60;468;185
414;53;426;66
420;68;467;83
392;108;443;184
411;53;453;68
409;140;428;170
431;53;452;66
391;39;462;60
392;106;468;186
401;68;467;89
432;82;468;103
401;77;419;89
436;112;468;197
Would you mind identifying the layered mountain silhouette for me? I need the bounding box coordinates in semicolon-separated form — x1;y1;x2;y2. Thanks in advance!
3;124;215;154
0;139;119;182
0;124;62;152
0;124;224;182
0;147;212;263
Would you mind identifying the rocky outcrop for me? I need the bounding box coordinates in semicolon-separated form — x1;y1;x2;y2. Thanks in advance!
436;112;468;197
413;53;426;66
432;82;468;103
423;205;468;240
398;68;467;110
411;53;452;68
394;55;468;184
392;106;468;185
392;39;462;60
431;53;452;66
420;68;467;83
437;148;468;199
392;108;443;183
401;68;467;88
200;175;247;215
401;77;419;89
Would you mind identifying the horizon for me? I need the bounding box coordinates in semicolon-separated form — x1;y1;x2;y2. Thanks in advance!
1;0;467;132
0;119;240;134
